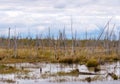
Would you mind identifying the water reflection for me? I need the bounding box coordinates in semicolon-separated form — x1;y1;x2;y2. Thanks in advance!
0;61;119;84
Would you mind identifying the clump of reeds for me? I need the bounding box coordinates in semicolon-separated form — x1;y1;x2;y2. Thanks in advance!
86;58;99;67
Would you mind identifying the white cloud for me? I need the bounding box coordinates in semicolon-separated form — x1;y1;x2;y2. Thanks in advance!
5;11;23;17
0;0;120;37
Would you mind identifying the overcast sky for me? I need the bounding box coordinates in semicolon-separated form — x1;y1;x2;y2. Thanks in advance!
0;0;120;38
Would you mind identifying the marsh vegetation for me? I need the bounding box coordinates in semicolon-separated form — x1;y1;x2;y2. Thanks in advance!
0;62;119;84
0;20;120;84
0;20;120;65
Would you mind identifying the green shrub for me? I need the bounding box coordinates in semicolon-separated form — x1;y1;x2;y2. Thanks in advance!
85;77;91;82
109;73;118;80
59;56;73;64
86;59;99;67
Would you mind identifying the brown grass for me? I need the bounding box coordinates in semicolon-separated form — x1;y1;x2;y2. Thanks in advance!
0;47;119;64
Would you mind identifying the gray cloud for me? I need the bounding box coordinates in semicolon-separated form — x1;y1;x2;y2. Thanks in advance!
0;0;120;37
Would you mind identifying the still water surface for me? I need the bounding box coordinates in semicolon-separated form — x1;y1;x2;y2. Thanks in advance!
0;62;120;84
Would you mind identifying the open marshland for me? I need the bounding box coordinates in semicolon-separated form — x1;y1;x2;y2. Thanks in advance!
0;22;120;84
0;62;120;84
0;0;120;84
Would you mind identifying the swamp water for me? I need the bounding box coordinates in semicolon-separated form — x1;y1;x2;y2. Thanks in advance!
0;62;120;84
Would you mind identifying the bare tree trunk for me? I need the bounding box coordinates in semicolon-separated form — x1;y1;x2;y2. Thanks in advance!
86;28;87;40
109;24;115;54
74;30;77;55
71;16;74;56
118;32;120;56
35;34;39;57
95;19;112;47
48;27;51;52
52;35;57;60
14;29;17;58
8;27;11;50
63;27;67;56
59;30;62;53
105;22;110;55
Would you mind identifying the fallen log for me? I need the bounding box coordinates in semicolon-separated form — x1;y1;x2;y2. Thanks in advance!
79;72;102;75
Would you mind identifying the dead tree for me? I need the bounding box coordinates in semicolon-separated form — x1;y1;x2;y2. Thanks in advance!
74;30;77;55
104;23;115;55
63;27;67;56
14;29;17;58
104;21;110;55
71;16;74;56
48;27;51;52
52;35;57;60
8;27;11;50
35;34;39;57
94;18;112;53
118;32;120;56
59;30;63;52
109;24;115;53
